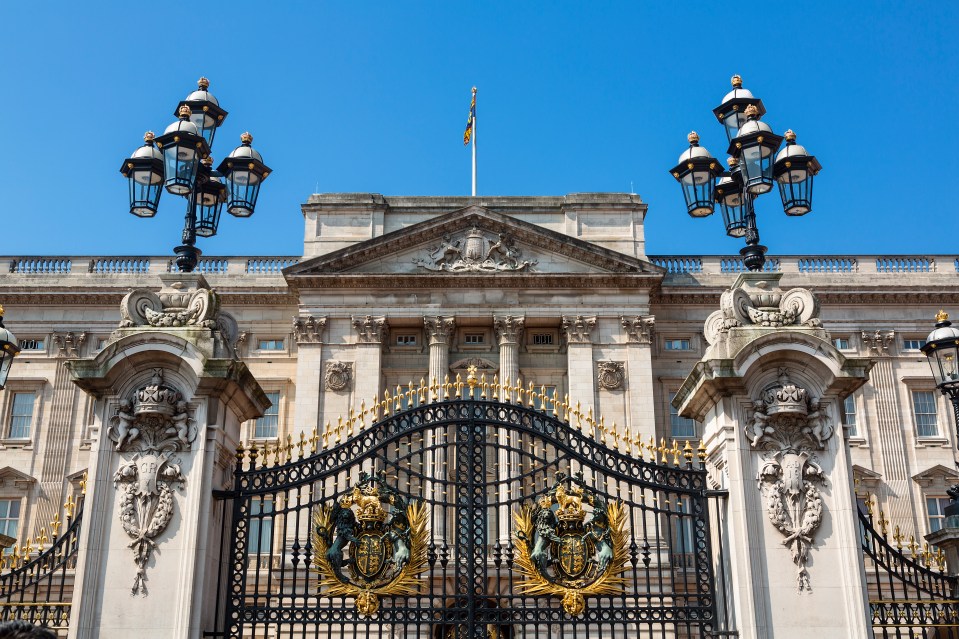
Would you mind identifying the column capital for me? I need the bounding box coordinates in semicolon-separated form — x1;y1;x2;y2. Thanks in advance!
424;316;456;345
621;315;655;345
494;315;525;344
53;331;87;358
352;315;389;344
861;329;895;357
561;315;596;345
292;315;327;344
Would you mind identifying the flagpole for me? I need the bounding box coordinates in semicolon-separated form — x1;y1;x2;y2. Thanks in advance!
471;86;477;197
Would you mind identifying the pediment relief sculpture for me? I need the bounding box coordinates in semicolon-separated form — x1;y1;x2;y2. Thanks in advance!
413;228;536;272
108;369;196;595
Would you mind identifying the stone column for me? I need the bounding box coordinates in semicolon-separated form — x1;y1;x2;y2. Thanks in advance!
494;315;524;545
291;314;327;438
621;316;656;445
65;274;269;639
351;315;388;410
675;273;873;639
424;316;455;386
562;315;597;416
494;315;524;390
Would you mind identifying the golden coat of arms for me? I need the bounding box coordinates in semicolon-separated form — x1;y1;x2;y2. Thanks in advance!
312;471;429;616
513;472;629;616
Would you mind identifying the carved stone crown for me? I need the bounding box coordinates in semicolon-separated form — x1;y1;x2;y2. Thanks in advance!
134;369;182;417
765;383;808;417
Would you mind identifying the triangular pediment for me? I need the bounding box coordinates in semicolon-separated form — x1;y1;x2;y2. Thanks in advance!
913;464;959;487
0;466;36;489
286;206;663;283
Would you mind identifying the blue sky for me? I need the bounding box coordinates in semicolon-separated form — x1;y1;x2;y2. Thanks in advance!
1;2;956;258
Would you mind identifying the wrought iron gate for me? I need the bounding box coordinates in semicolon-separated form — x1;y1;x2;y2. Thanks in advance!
211;380;719;638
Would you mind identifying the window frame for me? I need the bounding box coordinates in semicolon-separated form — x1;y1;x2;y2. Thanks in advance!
902;338;927;351
832;337;851;351
252;391;281;440
663;338;692;352
0;382;44;447
842;393;861;440
248;496;275;554
668;391;697;439
911;389;941;439
255;338;286;352
927;496;952;534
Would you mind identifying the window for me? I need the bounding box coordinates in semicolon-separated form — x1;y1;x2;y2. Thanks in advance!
534;386;557;411
249;497;274;554
532;333;554;346
903;339;926;351
833;337;850;350
928;497;952;533
257;339;284;351
254;392;280;439
912;391;939;437
669;392;696;438
843;395;858;437
671;496;694;555
465;333;484;345
18;339;44;351
664;339;690;351
8;392;35;439
395;334;417;346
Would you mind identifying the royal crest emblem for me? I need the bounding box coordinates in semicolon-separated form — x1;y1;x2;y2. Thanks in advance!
312;471;429;617
513;472;629;616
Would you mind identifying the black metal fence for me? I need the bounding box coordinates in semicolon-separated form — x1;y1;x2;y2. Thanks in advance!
208;381;721;638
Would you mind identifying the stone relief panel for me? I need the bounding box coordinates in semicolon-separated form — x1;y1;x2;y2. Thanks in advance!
562;316;596;345
413;228;536;272
352;316;388;344
862;330;895;356
621;316;655;345
107;369;196;595
748;368;832;593
325;361;353;392
293;315;327;344
596;361;625;390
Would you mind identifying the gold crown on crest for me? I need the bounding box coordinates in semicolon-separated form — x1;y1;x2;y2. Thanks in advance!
554;484;586;523
342;484;388;523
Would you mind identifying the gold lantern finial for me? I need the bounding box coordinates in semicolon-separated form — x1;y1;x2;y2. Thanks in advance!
731;74;743;88
197;76;210;90
240;131;253;144
743;104;759;119
784;129;796;143
687;131;700;145
177;105;193;119
936;310;949;323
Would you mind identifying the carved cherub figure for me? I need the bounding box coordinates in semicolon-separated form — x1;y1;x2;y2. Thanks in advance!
748;399;772;447
114;399;138;451
804;399;832;448
167;401;191;449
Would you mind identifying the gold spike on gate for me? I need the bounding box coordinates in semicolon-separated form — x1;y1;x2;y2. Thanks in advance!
431;377;440;402
697;440;707;462
683;440;694;464
444;375;452;400
51;513;61;539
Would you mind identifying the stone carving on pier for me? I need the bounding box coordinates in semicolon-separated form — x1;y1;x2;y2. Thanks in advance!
562;316;596;345
324;361;353;392
597;361;625;390
494;315;525;344
293;315;327;343
352;316;388;344
748;368;831;593
423;316;456;344
413;228;536;272
53;332;87;358
108;369;196;595
704;275;821;345
119;279;219;329
861;330;895;356
621;316;655;345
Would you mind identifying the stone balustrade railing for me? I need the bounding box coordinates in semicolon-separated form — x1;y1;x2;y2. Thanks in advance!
2;254;957;278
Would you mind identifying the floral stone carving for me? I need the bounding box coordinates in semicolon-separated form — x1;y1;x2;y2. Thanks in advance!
597;361;625;390
108;369;196;595
119;275;219;329
325;361;353;392
413;228;536;272
749;368;831;593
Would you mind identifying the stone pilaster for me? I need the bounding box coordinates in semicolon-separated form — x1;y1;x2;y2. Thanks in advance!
291;315;327;438
351;315;388;408
493;315;524;545
424;316;455;385
621;316;656;445
494;315;524;387
562;315;596;416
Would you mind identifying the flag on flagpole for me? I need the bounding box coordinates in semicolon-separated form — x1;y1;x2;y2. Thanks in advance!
463;88;476;146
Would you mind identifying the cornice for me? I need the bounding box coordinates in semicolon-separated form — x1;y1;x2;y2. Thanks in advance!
286;272;664;290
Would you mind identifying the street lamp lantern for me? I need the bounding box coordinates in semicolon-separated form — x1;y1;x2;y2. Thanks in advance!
712;74;766;144
176;77;228;148
670;76;821;272
774;130;822;216
121;78;269;273
218;132;272;218
120;132;165;218
922;310;959;408
155;105;210;196
0;306;20;391
728;104;783;195
668;131;724;218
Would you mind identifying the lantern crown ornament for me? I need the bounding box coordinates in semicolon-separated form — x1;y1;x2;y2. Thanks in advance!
0;305;20;391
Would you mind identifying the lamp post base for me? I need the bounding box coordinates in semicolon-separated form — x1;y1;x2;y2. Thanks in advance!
740;244;768;272
174;245;202;273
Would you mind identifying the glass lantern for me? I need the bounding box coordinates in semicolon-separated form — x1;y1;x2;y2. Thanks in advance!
176;77;228;148
728;105;783;196
217;132;272;218
119;132;164;217
194;160;227;238
155;106;210;196
0;306;19;390
669;132;724;218
774;130;822;216
715;158;749;237
712;75;766;144
922;311;959;393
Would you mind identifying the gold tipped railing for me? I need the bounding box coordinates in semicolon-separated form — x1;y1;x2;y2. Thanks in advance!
858;493;949;573
235;372;708;472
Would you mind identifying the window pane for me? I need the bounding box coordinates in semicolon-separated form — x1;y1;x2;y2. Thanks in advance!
913;391;939;437
248;497;274;553
669;392;696;438
0;498;19;542
665;339;690;351
843;395;858;436
928;497;951;533
9;392;35;439
255;392;280;438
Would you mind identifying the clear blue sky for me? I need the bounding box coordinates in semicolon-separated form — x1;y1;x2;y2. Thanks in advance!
1;2;957;258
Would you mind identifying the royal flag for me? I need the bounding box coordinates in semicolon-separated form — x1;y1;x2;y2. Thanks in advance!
463;88;476;146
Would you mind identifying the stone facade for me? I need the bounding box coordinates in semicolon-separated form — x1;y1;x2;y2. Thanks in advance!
1;192;958;585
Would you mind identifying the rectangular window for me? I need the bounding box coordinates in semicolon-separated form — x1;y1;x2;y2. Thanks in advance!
532;333;554;346
534;386;557;411
928;497;952;533
248;497;274;554
833;337;850;350
254;392;280;439
913;390;939;437
843;395;858;437
664;339;691;351
0;499;20;548
669;392;696;438
465;333;484;345
18;339;44;351
903;339;926;351
8;392;35;439
395;334;417;346
257;339;284;351
671;496;694;555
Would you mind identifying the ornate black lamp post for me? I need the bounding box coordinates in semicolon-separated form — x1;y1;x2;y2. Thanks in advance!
922;311;959;513
120;78;271;272
0;305;20;390
669;76;822;271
